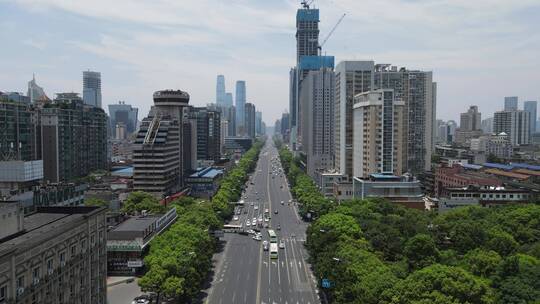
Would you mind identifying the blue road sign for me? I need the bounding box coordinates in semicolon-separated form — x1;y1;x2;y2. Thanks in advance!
322;278;331;288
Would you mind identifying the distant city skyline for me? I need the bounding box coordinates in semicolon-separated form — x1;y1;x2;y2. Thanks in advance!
0;1;539;124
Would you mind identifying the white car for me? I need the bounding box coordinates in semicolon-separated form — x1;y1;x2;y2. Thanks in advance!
250;202;254;206
279;241;285;249
264;217;269;222
233;216;239;221
252;220;257;226
245;221;251;227
254;205;259;210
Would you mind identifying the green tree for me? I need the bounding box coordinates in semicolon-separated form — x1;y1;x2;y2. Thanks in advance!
84;197;109;208
484;228;518;256
462;248;502;277
381;264;495;304
404;233;439;271
492;254;540;304
122;191;166;214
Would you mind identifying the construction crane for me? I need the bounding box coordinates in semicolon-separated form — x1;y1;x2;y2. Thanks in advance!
301;0;315;9
319;13;346;54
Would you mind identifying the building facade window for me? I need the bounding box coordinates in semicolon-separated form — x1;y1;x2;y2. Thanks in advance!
0;284;7;301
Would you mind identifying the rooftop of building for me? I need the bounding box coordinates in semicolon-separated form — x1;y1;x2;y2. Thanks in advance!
296;7;319;21
446;185;529;193
189;167;223;179
110;215;159;233
514;169;540;177
0;206;105;256
112;166;134;177
484;168;531;181
462;163;484;170
483;163;515;171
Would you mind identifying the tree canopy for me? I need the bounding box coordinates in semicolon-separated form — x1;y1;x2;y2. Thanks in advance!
276;136;540;304
121;191;166;214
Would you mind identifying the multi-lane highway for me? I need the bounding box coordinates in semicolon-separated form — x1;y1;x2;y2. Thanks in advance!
205;141;319;304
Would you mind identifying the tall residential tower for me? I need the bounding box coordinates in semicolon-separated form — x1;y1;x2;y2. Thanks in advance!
82;70;102;108
235;81;246;136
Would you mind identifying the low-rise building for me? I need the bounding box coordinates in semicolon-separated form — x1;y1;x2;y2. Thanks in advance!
314;171;344;198
107;208;177;276
352;174;424;209
437;185;533;213
434;165;502;197
185;167;223;199
0;205;107;304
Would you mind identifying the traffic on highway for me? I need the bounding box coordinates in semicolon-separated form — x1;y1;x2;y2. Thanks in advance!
205;141;319;304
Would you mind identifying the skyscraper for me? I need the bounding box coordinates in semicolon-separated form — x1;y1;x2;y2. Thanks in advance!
493;110;530;146
524;100;537;135
295;4;319;64
216;75;226;106
290;2;320;150
504;96;518;111
281;113;290;138
289;68;298;146
334;61;375;178
460;106;482;131
27;74;48;103
189;107;221;162
225;92;233;107
235;81;246;135
41;93;108;182
297;56;334;149
255;111;262;136
300;67;335;178
353;90;405;178
133;90;190;197
82;70;102;108
374;64;436;173
108;101;139;134
481;117;494;134
244;102;256;139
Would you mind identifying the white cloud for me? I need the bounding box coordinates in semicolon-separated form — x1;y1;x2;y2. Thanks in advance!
7;0;540;122
22;38;46;49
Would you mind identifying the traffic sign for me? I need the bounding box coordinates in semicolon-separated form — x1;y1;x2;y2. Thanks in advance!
322;278;331;288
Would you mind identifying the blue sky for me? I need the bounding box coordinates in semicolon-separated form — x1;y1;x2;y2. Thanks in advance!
1;0;539;124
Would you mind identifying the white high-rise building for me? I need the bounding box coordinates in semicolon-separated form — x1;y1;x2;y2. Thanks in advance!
83;70;102;108
334;61;375;178
353;90;405;178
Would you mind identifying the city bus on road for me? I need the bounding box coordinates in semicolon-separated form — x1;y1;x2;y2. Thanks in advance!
270;243;278;259
268;229;277;243
223;224;243;233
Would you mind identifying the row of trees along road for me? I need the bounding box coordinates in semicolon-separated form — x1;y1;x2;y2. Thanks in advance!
275;138;540;304
136;138;265;303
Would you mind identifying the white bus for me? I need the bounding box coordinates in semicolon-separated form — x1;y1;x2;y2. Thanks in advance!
268;229;277;243
270;243;278;259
